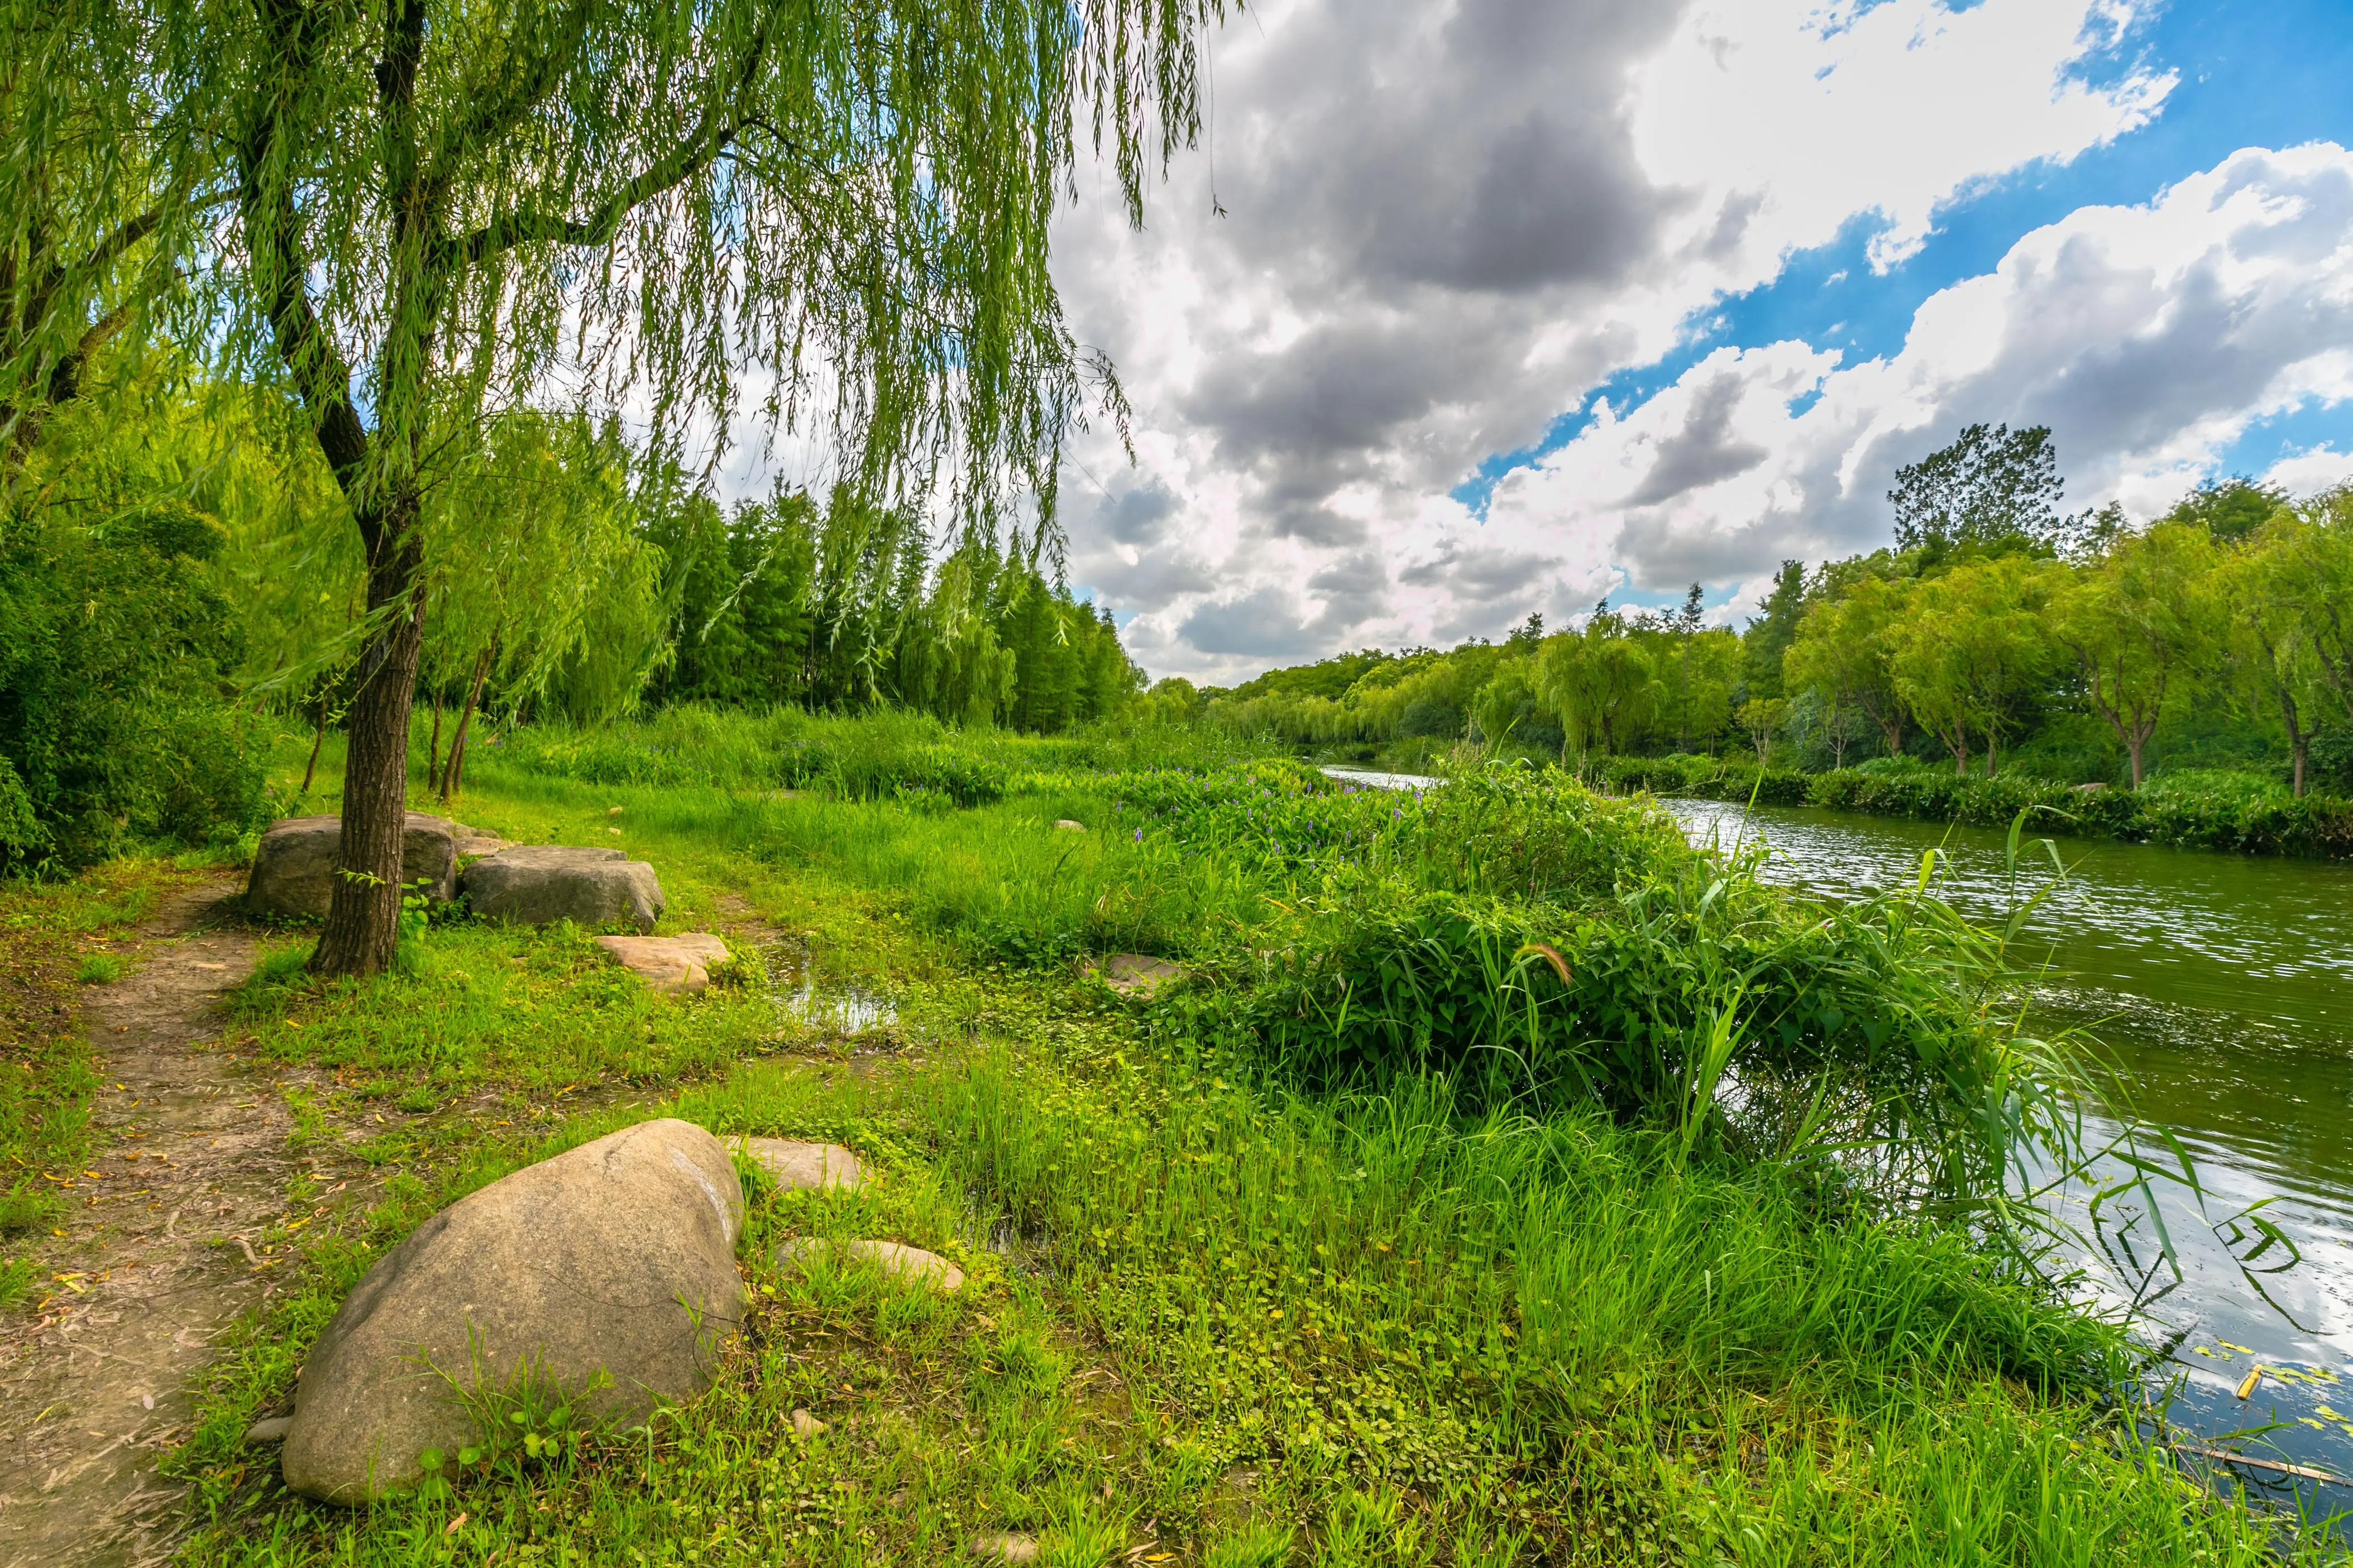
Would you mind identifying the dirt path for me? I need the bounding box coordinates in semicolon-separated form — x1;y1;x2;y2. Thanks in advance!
0;880;292;1568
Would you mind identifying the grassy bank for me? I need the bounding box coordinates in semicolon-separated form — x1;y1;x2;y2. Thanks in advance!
56;709;2333;1561
1584;751;2353;859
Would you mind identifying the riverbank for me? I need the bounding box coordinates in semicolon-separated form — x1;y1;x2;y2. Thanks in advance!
7;711;2336;1563
1596;752;2353;859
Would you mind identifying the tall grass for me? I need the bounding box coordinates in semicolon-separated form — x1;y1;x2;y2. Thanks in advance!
158;713;2334;1564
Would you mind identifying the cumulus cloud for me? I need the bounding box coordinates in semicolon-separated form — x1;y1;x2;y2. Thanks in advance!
1485;142;2353;600
1045;1;2218;681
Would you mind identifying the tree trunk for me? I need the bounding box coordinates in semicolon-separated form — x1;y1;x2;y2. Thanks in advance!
426;690;444;795
442;643;494;805
300;690;329;794
2126;735;2144;792
2294;735;2308;798
310;506;425;978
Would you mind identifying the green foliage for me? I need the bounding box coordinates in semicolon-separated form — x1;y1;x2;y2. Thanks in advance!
0;505;269;870
1889;421;2069;558
1537;605;1658;757
1740;559;1807;700
154;713;2325;1566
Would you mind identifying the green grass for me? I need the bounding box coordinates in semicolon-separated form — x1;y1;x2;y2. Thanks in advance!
106;711;2351;1562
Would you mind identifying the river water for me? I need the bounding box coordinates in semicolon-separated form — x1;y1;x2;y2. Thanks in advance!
1322;768;2353;1490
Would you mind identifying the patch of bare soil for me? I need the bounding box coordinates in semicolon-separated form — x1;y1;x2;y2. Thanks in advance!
0;880;298;1567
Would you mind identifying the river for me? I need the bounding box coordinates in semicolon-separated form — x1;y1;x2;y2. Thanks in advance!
1323;768;2353;1494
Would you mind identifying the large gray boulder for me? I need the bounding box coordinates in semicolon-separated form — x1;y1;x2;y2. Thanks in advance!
282;1118;744;1504
458;845;664;932
245;813;458;919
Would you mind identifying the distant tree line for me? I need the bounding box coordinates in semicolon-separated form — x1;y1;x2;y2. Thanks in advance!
1196;424;2353;798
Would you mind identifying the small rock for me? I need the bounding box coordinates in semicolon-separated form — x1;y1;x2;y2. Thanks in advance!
608;805;624;817
244;1414;293;1443
1054;819;1086;832
776;1238;964;1293
729;1138;864;1192
970;1532;1040;1564
460;845;665;932
791;1407;827;1438
595;934;731;995
280;1118;744;1504
606;826;624;836
246;814;460;920
1098;953;1183;998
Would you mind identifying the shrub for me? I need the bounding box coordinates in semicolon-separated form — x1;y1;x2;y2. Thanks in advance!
1601;747;2353;860
0;506;270;871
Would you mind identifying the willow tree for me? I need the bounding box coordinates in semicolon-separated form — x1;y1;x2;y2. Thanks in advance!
0;0;200;474
100;0;1226;972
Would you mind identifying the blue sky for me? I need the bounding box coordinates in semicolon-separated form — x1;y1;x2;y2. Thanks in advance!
1046;0;2353;678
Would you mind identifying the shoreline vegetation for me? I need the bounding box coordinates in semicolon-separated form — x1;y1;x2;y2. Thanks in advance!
6;709;2342;1562
1585;750;2352;859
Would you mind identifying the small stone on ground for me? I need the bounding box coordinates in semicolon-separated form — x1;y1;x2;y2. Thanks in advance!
244;1415;293;1443
730;1137;864;1191
970;1531;1039;1563
791;1408;827;1438
595;934;730;994
776;1238;964;1293
1054;819;1085;831
1099;953;1183;997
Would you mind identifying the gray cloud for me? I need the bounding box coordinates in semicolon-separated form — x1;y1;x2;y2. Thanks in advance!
1094;479;1180;545
1622;375;1772;506
1179;587;1342;659
1039;0;2254;681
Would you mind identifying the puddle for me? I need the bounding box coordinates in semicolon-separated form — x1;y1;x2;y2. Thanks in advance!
749;941;897;1040
778;980;897;1037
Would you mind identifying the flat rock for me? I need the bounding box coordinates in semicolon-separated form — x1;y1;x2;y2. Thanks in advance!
596;933;730;995
776;1238;964;1293
1098;953;1183;997
460;844;664;932
245;813;459;919
454;833;511;860
281;1118;744;1504
1054;819;1086;831
972;1532;1040;1564
729;1138;864;1192
243;1415;293;1444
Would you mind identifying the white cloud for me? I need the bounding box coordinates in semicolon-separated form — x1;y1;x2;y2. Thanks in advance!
1632;0;2172;276
1484;143;2353;592
2262;444;2353;497
1049;0;2181;680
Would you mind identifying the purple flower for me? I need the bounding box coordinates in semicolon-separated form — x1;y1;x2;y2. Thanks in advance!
1134;827;1144;842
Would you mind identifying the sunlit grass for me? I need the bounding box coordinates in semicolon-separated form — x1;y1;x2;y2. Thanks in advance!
142;714;2347;1563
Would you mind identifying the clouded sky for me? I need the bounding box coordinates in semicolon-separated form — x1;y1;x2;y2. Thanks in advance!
1041;0;2353;684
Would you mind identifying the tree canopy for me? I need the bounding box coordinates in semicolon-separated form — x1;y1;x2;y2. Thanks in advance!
17;0;1227;970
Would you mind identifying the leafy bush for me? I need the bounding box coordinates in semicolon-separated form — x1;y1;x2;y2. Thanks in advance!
1596;752;1810;805
1387;761;1700;905
1597;747;2353;859
1187;844;2033;1206
0;507;269;870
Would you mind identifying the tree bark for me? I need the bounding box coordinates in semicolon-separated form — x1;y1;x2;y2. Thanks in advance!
309;505;425;977
300;688;329;794
442;640;495;805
